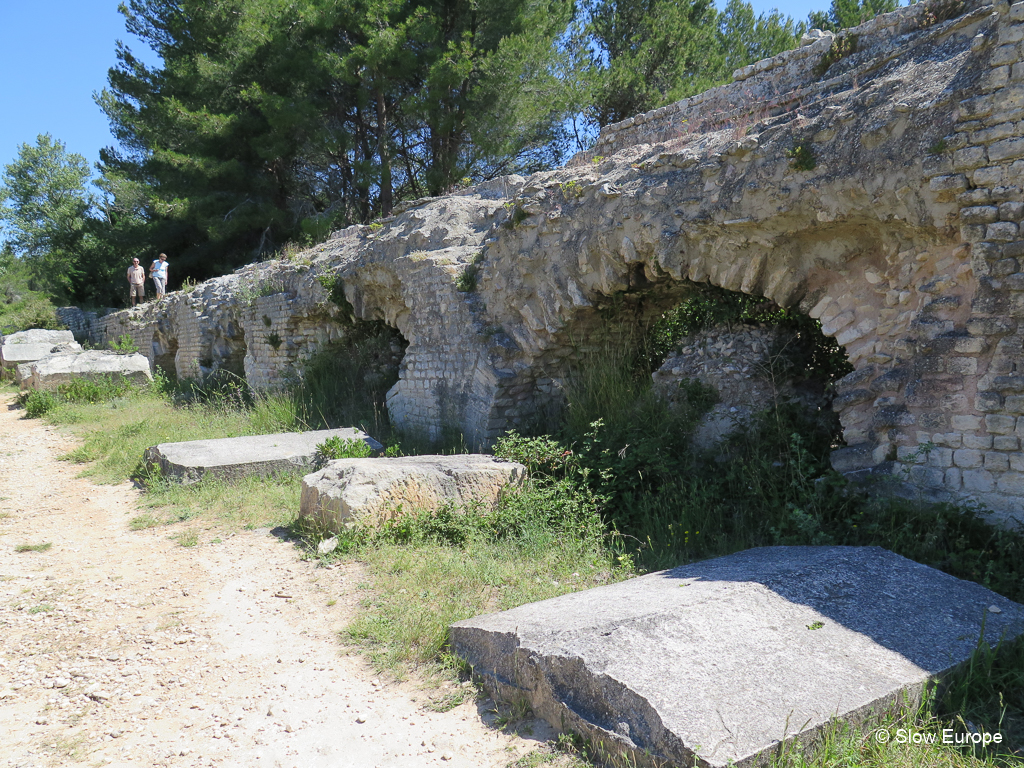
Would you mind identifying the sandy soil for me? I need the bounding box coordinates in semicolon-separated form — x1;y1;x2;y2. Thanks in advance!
0;394;553;768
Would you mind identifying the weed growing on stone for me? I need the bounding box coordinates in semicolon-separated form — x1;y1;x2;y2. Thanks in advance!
108;334;139;354
786;142;817;172
313;435;374;468
814;35;859;79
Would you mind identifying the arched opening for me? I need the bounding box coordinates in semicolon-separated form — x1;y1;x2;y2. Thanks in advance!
290;317;409;444
152;332;179;378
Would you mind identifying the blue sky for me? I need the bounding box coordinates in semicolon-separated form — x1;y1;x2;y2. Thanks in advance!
0;0;827;183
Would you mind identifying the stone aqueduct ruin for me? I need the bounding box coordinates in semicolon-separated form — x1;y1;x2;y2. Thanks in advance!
65;0;1024;524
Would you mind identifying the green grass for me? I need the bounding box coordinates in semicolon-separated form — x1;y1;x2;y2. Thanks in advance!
137;471;302;531
8;296;1022;768
14;542;52;553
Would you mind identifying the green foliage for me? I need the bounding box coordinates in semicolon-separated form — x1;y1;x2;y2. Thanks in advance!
928;138;950;156
108;334;139;354
559;179;585;200
0;135;94;299
21;376;138;418
0;254;61;335
583;0;804;128
647;283;852;383
813;34;859;77
808;0;896;32
455;252;484;293
95;0;581;284
786;142;818;171
14;542;52;553
313;436;374;468
918;0;968;26
316;274;355;320
22;390;59;419
267;332;282;350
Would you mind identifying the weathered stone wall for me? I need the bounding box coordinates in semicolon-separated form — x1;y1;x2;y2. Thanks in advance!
71;0;1024;524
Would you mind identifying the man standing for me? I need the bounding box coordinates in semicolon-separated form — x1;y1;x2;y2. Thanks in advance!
149;253;169;300
127;258;146;307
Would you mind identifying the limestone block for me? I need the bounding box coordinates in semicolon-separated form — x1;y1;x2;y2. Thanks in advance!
0;329;74;346
1;341;82;373
145;428;382;484
452;547;1024;768
21;351;152;392
299;455;526;530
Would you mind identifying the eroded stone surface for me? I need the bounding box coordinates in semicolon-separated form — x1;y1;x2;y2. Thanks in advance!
299;455;526;530
1;342;82;373
451;546;1024;768
20;351;152;391
145;428;383;484
0;329;75;346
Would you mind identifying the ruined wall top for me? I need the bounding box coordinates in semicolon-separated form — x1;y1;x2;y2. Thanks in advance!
576;0;993;163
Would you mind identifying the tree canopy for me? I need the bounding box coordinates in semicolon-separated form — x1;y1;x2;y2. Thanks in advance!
3;0;832;307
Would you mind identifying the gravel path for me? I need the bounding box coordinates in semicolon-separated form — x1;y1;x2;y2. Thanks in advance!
0;395;551;767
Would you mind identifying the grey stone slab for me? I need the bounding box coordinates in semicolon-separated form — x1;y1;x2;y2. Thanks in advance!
0;329;74;346
299;455;526;529
145;428;384;484
20;351;152;391
2;342;83;374
451;546;1024;768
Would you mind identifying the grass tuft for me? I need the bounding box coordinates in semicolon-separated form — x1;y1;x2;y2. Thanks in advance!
15;542;52;553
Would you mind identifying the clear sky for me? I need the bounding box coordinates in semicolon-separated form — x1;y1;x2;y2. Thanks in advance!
0;0;827;184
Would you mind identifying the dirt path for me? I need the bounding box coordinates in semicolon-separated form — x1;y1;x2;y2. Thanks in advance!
0;395;550;768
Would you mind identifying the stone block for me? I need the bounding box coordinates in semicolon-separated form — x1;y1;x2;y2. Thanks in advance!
299;455;526;530
963;468;996;492
976;392;1002;412
1000;201;1024;220
994;435;1020;450
0;329;74;346
951;415;984;431
451;547;1024;768
985;414;1017;434
987;222;1020;241
21;351;152;392
144;428;383;484
961;206;999;224
989;137;1024;163
1;342;82;373
954;449;984;468
985;452;1011;471
998;471;1024;495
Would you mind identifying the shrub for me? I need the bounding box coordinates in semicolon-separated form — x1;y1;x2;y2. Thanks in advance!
313;435;374;468
108;334;139;354
23;390;58;418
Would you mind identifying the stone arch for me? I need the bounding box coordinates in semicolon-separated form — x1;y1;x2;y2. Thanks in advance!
478;210;969;478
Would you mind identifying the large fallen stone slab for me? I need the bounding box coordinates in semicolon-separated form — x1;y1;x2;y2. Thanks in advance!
451;546;1024;768
145;428;384;484
2;341;82;374
0;329;74;346
19;350;152;391
299;454;526;529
